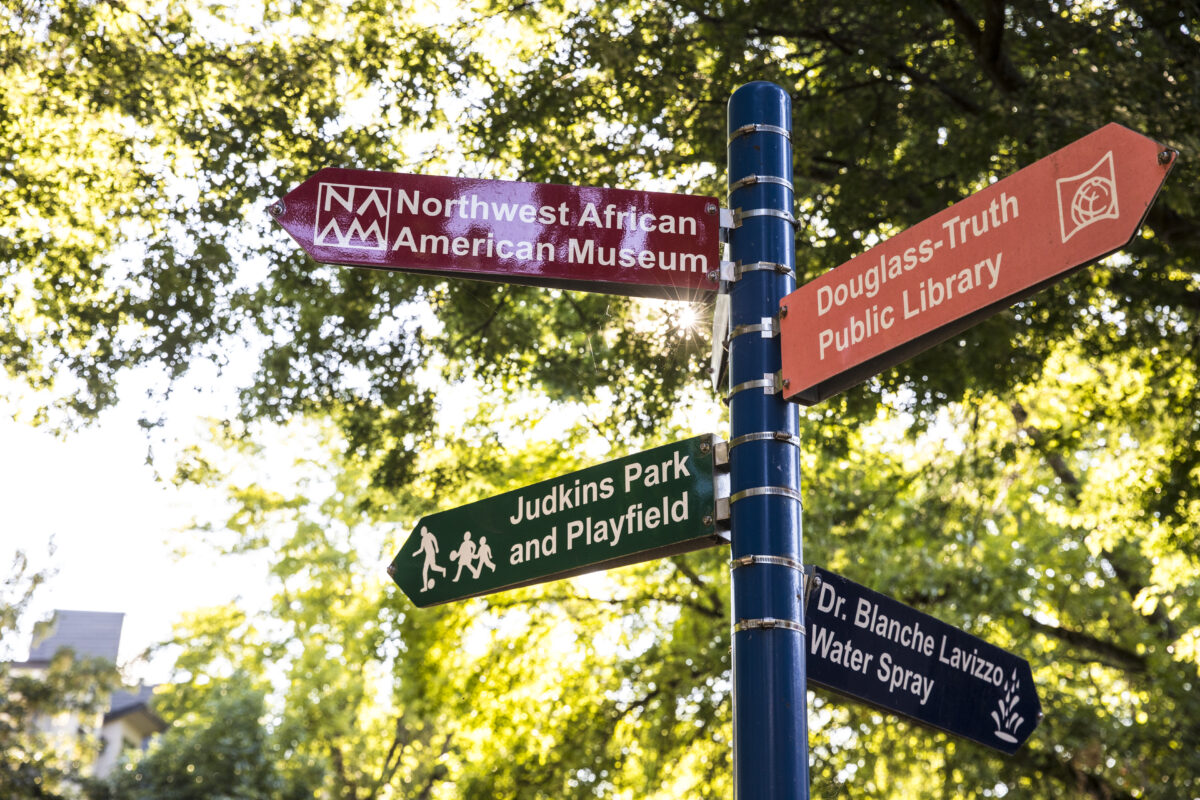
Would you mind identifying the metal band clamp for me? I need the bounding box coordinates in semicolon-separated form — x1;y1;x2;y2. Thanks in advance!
801;565;820;606
730;317;778;339
721;261;796;283
725;374;778;403
728;123;792;144
733;208;798;227
730;554;805;572
728;430;801;449
729;485;804;504
739;261;794;278
734;618;806;634
713;439;730;468
715;496;731;523
728;174;795;193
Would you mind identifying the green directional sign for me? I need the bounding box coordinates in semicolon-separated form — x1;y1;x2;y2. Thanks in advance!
389;434;727;607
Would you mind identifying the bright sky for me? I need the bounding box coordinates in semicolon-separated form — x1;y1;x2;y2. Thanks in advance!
1;305;723;686
1;363;268;683
0;0;731;690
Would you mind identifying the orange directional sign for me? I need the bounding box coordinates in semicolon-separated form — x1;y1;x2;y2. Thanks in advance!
779;123;1177;405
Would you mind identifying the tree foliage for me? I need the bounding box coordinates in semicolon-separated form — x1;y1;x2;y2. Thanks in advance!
6;0;1200;798
1;552;121;800
108;415;732;800
103;672;299;800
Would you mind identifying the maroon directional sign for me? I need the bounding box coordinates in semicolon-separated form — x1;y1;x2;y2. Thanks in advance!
779;123;1178;404
271;168;721;300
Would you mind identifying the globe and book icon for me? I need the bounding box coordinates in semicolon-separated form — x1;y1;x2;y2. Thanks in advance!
1058;151;1120;243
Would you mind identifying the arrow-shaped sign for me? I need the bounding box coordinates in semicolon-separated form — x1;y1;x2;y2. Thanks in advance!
805;566;1042;754
272;169;721;300
779;123;1177;404
389;435;728;607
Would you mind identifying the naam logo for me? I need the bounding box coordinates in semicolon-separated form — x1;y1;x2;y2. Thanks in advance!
314;182;390;250
1056;151;1119;243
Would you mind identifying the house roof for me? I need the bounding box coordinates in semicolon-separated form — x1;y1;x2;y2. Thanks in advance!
12;610;169;736
105;684;167;734
108;684;156;716
28;610;125;662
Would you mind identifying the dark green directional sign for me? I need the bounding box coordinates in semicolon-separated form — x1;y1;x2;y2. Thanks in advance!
390;434;727;607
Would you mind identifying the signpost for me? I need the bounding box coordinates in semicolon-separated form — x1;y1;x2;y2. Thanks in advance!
388;434;727;607
271;168;721;300
273;91;1180;798
805;566;1042;754
725;83;808;798
778;123;1178;405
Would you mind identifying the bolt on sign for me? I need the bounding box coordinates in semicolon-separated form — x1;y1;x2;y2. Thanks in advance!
390;435;728;607
779;123;1178;404
804;566;1042;754
271;168;722;301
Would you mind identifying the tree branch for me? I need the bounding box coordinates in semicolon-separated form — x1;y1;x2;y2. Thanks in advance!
1010;401;1081;502
447;291;510;354
486;585;725;620
367;713;411;800
1017;749;1140;800
1009;403;1178;642
413;734;452;800
330;743;357;800
751;22;984;114
1024;616;1146;673
933;0;1027;95
671;558;724;618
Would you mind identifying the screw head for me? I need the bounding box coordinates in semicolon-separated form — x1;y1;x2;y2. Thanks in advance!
269;201;285;216
386;564;396;577
1158;149;1173;165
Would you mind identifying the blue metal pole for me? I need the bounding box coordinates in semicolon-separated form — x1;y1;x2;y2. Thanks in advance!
726;82;808;799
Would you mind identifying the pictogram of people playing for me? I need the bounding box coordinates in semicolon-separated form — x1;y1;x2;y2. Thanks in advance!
413;526;447;591
451;531;496;581
412;527;496;591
